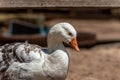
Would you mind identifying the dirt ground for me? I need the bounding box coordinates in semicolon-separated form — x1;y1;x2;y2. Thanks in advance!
66;43;120;80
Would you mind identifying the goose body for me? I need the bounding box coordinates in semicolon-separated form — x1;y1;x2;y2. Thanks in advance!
0;22;79;80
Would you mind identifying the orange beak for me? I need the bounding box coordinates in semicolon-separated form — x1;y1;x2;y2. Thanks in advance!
70;37;79;52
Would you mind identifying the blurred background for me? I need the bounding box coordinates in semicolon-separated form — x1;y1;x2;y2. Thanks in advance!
1;8;120;47
1;0;120;80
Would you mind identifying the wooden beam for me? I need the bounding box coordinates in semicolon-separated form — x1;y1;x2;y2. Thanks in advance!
0;0;120;8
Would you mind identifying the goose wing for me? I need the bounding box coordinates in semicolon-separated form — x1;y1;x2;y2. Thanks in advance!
0;42;46;80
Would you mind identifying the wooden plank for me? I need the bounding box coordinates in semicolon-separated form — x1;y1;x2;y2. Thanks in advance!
0;0;120;8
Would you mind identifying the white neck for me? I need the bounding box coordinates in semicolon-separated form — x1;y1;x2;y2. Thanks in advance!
47;34;66;53
46;33;69;78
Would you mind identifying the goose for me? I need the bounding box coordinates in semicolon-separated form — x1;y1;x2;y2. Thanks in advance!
0;22;79;80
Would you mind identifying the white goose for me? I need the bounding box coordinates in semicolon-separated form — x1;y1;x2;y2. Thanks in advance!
0;22;79;80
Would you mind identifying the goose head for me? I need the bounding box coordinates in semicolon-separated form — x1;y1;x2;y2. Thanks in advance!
48;22;79;52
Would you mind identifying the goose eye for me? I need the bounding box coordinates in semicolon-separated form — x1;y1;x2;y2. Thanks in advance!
69;32;72;36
